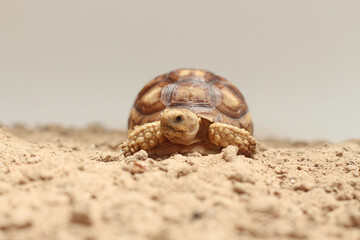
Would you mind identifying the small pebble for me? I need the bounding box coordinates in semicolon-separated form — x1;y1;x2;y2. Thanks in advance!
70;204;93;226
133;150;148;161
222;145;239;162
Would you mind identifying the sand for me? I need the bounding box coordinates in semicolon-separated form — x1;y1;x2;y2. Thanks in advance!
0;125;359;240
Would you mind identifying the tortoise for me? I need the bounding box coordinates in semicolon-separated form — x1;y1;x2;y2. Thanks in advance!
121;69;257;157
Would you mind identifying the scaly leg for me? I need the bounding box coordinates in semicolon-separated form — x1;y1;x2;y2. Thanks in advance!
208;122;257;158
120;121;166;156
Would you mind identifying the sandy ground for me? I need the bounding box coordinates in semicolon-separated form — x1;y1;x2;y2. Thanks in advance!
0;125;359;240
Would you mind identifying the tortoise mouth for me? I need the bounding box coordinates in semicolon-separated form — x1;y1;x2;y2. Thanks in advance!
161;123;186;136
160;123;189;144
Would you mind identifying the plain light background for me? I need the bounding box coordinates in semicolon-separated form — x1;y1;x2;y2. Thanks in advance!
1;0;359;142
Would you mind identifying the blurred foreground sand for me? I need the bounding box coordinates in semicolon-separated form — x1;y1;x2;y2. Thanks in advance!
0;125;359;240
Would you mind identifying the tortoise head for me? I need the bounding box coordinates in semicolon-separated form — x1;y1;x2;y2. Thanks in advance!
160;108;200;145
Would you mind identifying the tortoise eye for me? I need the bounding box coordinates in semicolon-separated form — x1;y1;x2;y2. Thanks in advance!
174;115;183;123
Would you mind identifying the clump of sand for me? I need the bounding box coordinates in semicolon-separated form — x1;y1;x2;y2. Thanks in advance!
0;125;359;240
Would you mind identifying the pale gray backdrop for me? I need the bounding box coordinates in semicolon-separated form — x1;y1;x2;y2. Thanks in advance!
1;0;359;142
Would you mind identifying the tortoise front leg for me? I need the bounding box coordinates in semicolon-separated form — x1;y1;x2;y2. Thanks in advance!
120;121;166;156
208;123;257;158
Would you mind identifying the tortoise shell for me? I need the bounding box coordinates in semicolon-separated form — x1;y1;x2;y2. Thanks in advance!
128;69;253;134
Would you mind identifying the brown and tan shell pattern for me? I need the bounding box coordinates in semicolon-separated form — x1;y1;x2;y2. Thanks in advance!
128;69;253;134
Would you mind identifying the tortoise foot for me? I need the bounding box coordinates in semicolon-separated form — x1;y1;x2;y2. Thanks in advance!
208;123;257;158
120;121;166;156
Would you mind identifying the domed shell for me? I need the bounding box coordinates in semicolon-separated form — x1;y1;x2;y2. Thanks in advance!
128;69;253;134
